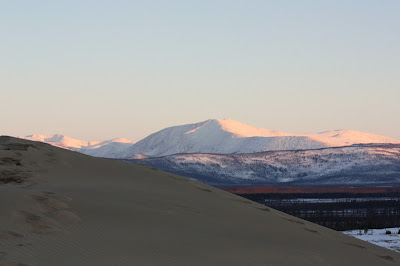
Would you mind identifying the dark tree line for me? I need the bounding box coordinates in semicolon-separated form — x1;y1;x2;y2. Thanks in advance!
238;193;400;231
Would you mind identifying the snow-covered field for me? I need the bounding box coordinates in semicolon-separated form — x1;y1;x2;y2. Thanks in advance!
343;228;400;253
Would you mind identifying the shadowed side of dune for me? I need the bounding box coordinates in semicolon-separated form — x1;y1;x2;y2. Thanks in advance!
0;136;400;265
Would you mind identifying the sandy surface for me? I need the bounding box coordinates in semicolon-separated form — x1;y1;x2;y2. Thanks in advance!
1;136;400;265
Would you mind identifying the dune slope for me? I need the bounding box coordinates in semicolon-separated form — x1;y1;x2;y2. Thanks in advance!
0;136;399;265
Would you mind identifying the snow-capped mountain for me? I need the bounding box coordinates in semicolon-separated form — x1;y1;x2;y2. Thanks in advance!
124;144;400;187
19;119;399;159
120;119;399;158
22;134;100;148
20;134;135;158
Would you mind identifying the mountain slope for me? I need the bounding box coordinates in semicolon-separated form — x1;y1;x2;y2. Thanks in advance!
125;144;400;187
1;136;399;265
120;119;399;158
76;139;134;158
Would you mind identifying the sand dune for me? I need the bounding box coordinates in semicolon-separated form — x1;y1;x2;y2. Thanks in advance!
0;136;399;265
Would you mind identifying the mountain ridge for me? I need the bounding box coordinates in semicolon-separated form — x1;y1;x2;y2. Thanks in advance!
124;143;400;187
17;119;400;158
120;119;399;158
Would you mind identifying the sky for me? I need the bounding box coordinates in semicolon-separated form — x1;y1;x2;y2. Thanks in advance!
1;0;399;141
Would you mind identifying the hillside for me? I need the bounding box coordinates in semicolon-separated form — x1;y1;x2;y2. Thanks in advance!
126;144;400;187
0;136;399;265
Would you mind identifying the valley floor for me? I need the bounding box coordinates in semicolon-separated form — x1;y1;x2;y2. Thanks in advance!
344;228;400;253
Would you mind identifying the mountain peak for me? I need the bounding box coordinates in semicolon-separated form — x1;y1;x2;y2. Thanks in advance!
202;118;287;138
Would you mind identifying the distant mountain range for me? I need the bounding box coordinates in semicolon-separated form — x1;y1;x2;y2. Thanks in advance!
15;120;400;187
124;144;400;187
18;119;400;159
20;134;135;158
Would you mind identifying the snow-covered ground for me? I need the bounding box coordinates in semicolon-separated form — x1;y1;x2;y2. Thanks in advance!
343;228;400;253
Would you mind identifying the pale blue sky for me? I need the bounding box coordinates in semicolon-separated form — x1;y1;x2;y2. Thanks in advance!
1;0;399;141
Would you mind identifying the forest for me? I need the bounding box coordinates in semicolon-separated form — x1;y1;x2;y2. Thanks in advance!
238;192;400;231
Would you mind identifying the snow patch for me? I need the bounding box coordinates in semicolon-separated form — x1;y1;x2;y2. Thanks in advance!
344;227;400;253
